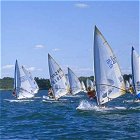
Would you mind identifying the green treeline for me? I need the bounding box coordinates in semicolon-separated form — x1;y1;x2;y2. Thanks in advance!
0;74;132;90
0;77;13;90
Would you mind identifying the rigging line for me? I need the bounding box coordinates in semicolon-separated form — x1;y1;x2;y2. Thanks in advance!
52;88;68;90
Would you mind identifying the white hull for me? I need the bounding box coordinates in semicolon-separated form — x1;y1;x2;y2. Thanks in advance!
43;95;55;101
17;91;34;99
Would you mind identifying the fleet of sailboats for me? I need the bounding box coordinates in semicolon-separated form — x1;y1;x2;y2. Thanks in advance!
10;26;139;106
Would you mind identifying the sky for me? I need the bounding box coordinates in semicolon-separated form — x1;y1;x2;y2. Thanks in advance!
1;1;139;79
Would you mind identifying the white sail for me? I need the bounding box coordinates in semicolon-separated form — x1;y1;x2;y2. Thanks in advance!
129;77;132;85
81;81;86;91
22;66;39;94
68;67;82;95
131;47;140;96
125;80;130;90
65;74;70;91
86;78;94;90
94;26;125;105
48;54;69;100
14;60;34;99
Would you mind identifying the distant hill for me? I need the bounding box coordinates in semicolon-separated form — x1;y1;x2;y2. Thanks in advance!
0;74;132;90
0;77;13;90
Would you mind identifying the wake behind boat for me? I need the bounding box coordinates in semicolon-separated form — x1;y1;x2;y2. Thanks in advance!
4;99;34;102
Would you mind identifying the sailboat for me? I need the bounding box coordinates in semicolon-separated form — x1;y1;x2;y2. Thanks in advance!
131;47;140;99
81;81;86;92
13;60;35;99
94;26;126;106
67;67;82;95
22;66;39;94
45;54;69;100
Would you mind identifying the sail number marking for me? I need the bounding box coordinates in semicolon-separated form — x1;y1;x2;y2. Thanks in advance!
106;56;117;68
51;68;64;85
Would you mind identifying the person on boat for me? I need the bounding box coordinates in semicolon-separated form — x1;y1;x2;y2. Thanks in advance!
128;84;134;94
100;104;106;108
135;81;140;100
12;89;17;97
87;87;96;100
69;88;72;95
48;88;55;99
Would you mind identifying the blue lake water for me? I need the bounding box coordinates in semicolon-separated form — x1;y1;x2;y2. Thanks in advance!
0;90;140;140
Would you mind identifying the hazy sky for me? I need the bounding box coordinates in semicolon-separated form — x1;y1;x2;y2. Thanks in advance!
1;1;139;78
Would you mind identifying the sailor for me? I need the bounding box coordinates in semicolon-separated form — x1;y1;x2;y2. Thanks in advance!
87;87;96;100
69;88;72;95
128;84;134;94
12;89;17;97
48;88;55;99
135;81;140;100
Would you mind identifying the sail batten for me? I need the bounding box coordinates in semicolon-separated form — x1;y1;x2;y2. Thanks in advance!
94;26;125;105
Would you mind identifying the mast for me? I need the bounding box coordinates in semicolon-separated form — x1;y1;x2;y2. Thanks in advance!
131;47;136;94
14;60;18;90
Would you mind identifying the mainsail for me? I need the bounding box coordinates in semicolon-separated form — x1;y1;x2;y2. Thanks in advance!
131;47;140;96
22;66;39;94
48;54;69;100
68;67;82;95
13;60;34;99
94;26;125;105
